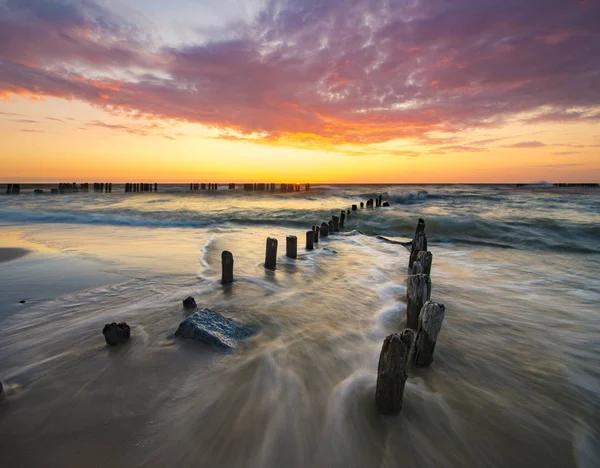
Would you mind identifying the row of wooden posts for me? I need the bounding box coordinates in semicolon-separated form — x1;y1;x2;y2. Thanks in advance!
218;193;388;282
190;183;218;191
219;204;445;416
374;218;445;415
126;183;157;192
5;184;20;195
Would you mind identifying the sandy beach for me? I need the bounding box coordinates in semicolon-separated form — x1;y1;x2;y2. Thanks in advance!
0;185;599;468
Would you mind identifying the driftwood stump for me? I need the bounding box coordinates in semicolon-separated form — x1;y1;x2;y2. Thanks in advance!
375;329;415;415
265;237;278;270
406;274;431;330
413;301;445;367
221;251;234;284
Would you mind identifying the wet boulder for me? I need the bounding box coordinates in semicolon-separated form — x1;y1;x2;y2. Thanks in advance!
175;308;256;351
102;322;131;346
182;296;197;309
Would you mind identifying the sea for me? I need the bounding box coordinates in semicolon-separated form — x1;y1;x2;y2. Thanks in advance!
0;184;599;468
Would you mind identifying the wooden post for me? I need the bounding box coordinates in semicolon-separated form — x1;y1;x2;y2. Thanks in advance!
6;184;12;195
332;216;340;232
409;219;427;272
413;301;445;367
306;230;314;250
221;251;234;284
314;225;320;243
416;250;433;276
406;274;431;330
265;237;278;270
360;202;364;209
375;329;415;415
154;183;158;192
340;211;345;229
320;222;329;237
286;235;297;258
328;220;333;232
378;195;382;207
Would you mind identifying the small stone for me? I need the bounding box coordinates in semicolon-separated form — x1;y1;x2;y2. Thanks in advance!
182;296;197;309
102;322;131;346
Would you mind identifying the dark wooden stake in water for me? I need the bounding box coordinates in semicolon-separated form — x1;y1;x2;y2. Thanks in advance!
286;235;297;259
328;220;334;232
340;211;345;229
360;202;364;209
406;273;431;330
314;225;320;243
265;237;278;270
320;222;329;237
332;216;340;232
221;251;234;284
375;329;415;415
413;301;445;367
409;218;427;272
352;204;357;211
416;250;433;276
306;231;314;250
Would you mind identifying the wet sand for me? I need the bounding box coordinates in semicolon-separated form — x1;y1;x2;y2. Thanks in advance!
0;247;30;263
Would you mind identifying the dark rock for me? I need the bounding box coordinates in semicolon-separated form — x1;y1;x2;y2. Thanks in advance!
102;322;131;346
182;296;197;309
34;189;44;195
382;201;390;207
19;300;25;304
175;308;256;351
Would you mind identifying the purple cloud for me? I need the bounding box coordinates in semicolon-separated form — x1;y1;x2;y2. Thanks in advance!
0;0;599;147
503;141;547;148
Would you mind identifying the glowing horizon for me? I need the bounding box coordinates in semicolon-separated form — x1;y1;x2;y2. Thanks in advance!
1;0;599;183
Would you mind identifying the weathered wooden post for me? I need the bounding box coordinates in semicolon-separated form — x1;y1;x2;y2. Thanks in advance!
154;183;158;192
406;274;431;330
221;251;234;284
306;230;314;250
328;220;334;232
265;237;278;270
360;202;364;209
408;219;427;272
352;204;357;211
375;329;415;415
314;225;320;243
416;250;433;276
340;211;345;229
286;235;297;259
332;216;340;232
6;184;12;195
413;301;445;367
320;222;329;237
378;195;382;207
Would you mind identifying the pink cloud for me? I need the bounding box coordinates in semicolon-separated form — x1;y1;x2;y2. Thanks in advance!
0;0;599;148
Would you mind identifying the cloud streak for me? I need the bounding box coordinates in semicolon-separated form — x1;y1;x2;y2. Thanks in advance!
1;0;599;148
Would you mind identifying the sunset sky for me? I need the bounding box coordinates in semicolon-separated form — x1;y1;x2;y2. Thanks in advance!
1;0;599;183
